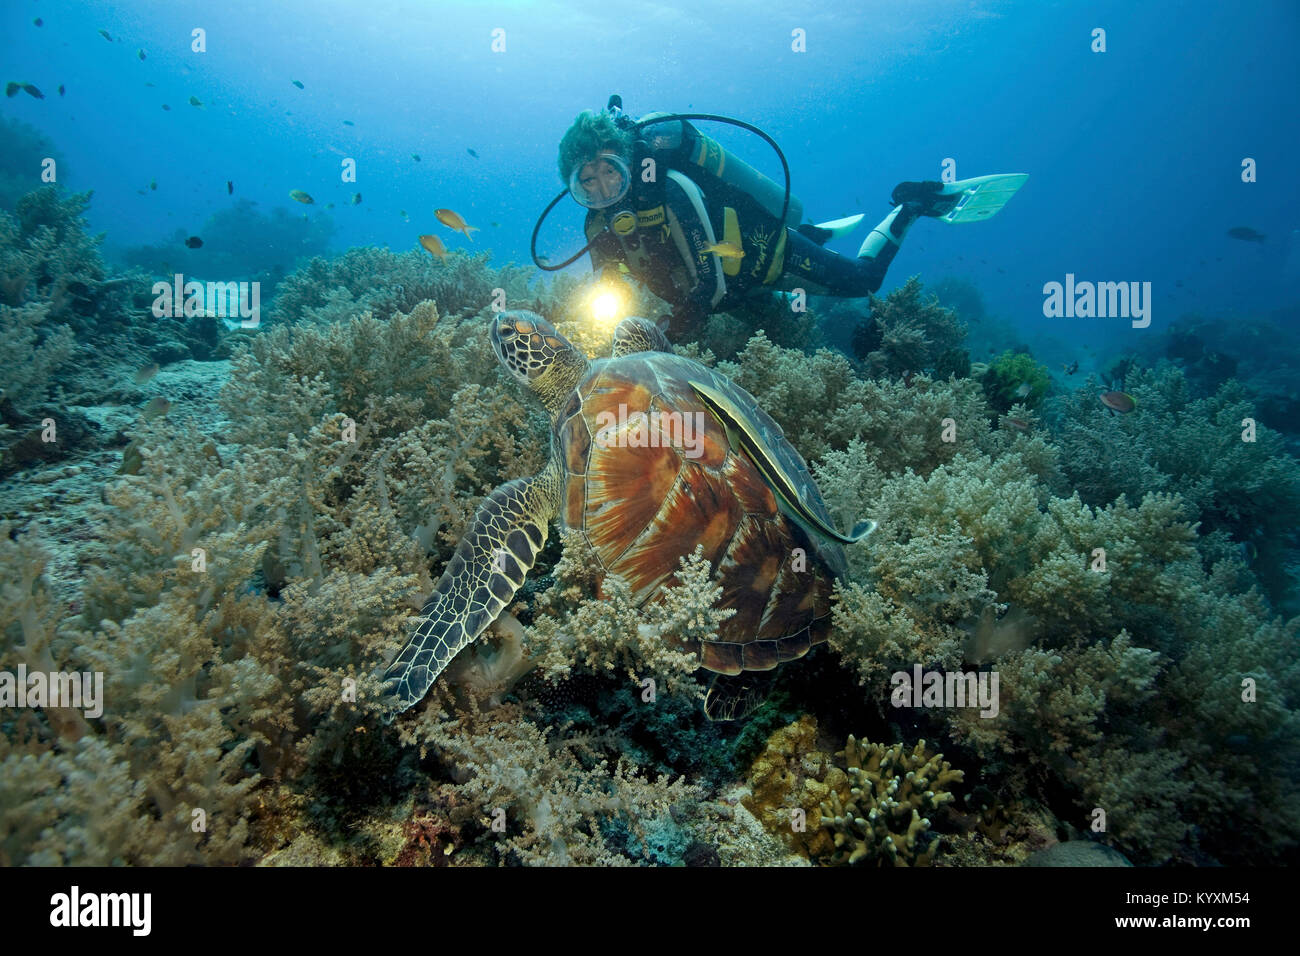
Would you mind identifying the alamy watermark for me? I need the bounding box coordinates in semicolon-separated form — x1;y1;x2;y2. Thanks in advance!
594;404;708;459
151;273;260;327
891;664;999;718
0;665;103;718
49;886;150;936
1042;273;1151;328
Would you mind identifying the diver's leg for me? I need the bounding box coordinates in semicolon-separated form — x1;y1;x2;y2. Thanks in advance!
854;204;921;288
781;223;891;296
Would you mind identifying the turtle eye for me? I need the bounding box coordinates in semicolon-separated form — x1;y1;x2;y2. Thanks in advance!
498;325;515;339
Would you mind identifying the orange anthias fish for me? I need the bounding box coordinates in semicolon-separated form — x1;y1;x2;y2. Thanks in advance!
435;208;478;241
1099;391;1137;414
419;234;448;262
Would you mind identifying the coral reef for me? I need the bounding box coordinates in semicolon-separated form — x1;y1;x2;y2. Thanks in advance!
4;223;1296;871
0;115;66;212
267;246;544;328
115;198;334;298
1054;363;1300;610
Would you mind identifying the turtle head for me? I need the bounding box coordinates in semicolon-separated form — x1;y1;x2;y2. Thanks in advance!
490;310;587;419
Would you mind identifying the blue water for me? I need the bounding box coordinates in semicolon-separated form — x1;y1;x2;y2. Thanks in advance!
4;0;1298;352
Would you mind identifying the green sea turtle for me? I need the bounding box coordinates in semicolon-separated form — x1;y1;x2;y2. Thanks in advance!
381;310;875;719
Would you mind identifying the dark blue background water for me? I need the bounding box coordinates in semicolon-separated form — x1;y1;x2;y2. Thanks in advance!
5;0;1297;355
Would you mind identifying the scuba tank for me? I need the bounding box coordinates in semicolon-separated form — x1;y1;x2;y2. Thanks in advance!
635;110;804;229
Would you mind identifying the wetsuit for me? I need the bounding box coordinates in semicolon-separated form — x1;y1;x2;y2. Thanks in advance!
585;117;899;338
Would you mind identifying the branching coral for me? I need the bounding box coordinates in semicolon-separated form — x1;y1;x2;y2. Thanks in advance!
860;276;967;379
741;716;965;866
525;534;719;703
819;735;964;866
268;246;541;327
716;331;996;466
983;350;1051;411
400;698;698;865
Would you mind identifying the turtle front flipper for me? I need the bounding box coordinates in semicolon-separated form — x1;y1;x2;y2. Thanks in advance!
381;464;560;716
612;316;674;356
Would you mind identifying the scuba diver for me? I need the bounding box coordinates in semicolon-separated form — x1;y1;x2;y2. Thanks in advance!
542;96;1026;340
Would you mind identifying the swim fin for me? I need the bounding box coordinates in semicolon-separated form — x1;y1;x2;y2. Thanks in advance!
933;173;1028;224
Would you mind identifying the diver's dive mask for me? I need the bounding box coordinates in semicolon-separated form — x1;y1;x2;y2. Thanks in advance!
568;151;631;209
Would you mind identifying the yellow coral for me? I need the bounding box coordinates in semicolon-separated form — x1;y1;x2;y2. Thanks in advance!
819;736;964;866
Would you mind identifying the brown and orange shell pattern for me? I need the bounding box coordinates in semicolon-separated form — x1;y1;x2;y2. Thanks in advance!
555;351;846;676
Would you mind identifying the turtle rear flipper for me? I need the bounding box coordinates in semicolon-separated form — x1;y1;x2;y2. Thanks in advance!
704;673;768;722
380;467;558;717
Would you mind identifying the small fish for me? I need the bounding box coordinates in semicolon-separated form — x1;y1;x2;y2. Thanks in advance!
144;82;155;87
435;208;478;240
200;442;223;466
118;440;143;476
134;363;160;385
1014;383;1032;398
292;80;304;89
419;234;448;262
702;241;744;259
467;148;479;158
142;397;171;420
1227;226;1265;243
33;18;42;27
137;48;146;60
189;95;203;107
161;104;170;110
5;82;18;98
58;84;65;96
184;235;203;248
1099;391;1137;414
400;209;408;219
412;153;421;162
149;178;157;191
325;203;335;209
342;119;354;126
351;192;361;205
22;83;44;99
227;180;233;195
1003;417;1031;433
490;221;499;228
289;189;314;204
98;29;113;41
1061;360;1078;375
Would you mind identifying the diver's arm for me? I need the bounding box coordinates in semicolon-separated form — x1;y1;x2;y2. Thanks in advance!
587;226;623;274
